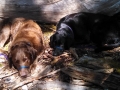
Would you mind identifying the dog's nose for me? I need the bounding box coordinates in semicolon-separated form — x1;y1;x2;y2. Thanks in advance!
21;74;27;78
19;69;29;78
53;52;58;56
20;72;27;78
53;46;64;56
53;49;63;56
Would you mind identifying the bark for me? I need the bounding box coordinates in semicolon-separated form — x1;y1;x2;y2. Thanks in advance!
60;52;120;90
62;66;120;90
0;0;120;23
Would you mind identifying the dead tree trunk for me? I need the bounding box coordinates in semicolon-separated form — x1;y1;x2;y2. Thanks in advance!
0;0;120;23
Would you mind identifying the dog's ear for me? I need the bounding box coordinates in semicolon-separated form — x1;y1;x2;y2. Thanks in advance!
8;53;13;68
28;47;37;62
31;48;37;61
11;44;18;50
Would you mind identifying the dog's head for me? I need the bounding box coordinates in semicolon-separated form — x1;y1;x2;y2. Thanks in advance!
50;27;74;56
49;31;65;56
8;42;37;78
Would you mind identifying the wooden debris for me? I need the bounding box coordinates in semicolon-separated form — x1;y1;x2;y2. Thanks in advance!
62;66;111;86
1;30;120;90
62;66;120;89
13;69;61;89
70;48;79;59
61;52;120;90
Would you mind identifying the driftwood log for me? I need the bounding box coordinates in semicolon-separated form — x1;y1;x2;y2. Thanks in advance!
1;47;120;89
0;0;120;23
61;48;120;90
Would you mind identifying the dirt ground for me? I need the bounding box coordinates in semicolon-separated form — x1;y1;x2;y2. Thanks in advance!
0;24;120;90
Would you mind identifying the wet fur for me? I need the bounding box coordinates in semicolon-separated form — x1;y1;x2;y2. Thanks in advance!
0;17;44;77
50;12;120;55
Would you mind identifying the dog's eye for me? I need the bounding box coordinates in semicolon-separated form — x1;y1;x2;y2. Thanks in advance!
15;60;19;64
23;57;28;62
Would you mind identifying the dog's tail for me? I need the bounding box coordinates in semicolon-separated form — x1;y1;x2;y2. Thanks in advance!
95;43;120;53
103;42;120;48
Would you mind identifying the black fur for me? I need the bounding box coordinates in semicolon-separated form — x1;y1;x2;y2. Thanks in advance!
50;12;120;56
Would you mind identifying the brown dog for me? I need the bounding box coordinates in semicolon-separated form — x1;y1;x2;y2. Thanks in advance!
0;17;44;78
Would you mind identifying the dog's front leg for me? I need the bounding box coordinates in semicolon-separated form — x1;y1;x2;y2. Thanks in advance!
0;24;11;48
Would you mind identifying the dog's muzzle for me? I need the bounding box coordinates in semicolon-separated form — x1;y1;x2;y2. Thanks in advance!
53;46;64;56
18;65;29;78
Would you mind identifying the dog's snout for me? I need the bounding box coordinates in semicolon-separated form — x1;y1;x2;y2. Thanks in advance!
53;46;64;56
19;69;29;78
53;50;62;56
20;73;27;78
53;52;58;56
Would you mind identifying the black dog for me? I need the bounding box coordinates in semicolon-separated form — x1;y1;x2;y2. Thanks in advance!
91;14;120;52
50;12;120;56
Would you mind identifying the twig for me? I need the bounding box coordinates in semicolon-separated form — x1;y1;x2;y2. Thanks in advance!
0;71;18;79
13;69;61;89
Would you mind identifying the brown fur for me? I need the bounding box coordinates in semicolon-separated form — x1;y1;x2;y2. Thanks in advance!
0;17;44;78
